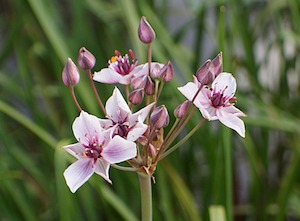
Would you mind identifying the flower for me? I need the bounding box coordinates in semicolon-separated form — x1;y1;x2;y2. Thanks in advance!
63;111;137;193
62;58;80;87
93;50;140;85
178;72;246;137
138;16;156;44
100;87;155;141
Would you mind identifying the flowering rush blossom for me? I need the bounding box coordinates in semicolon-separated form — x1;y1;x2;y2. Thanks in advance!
100;87;155;141
63;111;137;193
178;72;246;137
93;50;140;85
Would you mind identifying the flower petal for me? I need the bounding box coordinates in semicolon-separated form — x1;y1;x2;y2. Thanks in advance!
72;111;103;146
216;108;245;137
213;72;236;97
178;82;202;108
106;88;131;123
63;158;95;193
127;116;148;141
94;158;112;184
93;68;122;84
64;143;85;159
102;135;137;164
130;102;155;125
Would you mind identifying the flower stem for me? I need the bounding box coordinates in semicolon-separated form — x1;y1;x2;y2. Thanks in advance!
70;86;82;112
138;172;152;221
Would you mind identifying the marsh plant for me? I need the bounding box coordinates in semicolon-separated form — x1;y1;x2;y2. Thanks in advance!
61;16;245;221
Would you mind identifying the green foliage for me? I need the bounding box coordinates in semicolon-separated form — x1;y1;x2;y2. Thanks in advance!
1;0;300;220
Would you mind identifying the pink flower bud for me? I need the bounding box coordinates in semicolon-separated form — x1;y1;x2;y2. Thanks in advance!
129;88;144;105
162;61;174;82
195;59;214;85
211;52;222;77
131;75;147;90
150;105;169;128
78;47;96;70
145;76;155;95
138;16;156;44
150;64;163;79
174;100;191;118
62;58;80;87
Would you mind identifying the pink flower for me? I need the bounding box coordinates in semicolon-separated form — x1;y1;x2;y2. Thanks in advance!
100;87;155;141
63;111;137;193
178;72;246;137
93;50;140;85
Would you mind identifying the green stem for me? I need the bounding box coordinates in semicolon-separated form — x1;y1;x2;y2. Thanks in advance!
138;173;152;221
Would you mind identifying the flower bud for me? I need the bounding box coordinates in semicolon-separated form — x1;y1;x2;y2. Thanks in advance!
78;47;96;70
174;100;191;118
150;64;163;79
211;52;222;77
145;76;155;95
150;105;169;128
162;61;174;82
62;58;80;87
131;75;147;90
138;16;156;44
129;88;144;105
195;59;214;85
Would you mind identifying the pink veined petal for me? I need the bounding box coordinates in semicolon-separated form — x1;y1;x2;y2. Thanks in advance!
178;82;202;108
222;105;246;117
127;116;148;141
213;73;236;97
94;158;112;184
130;102;155;126
216;108;245;137
102;135;137;164
118;73;134;85
64;143;85;159
63;158;95;193
93;68;122;84
106;88;131;123
199;105;218;120
99;119;113;129
72;111;103;146
132;62;164;79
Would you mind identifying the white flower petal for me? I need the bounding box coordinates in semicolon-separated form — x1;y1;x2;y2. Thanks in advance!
127;117;148;141
102;136;137;164
63;158;95;193
93;68;122;84
64;143;85;159
72;111;103;146
106;88;130;122
213;73;236;97
130;102;155;125
178;82;202;108
216;108;245;137
94;158;112;184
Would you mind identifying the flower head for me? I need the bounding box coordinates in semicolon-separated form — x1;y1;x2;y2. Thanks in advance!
93;50;139;85
100;87;155;141
63;111;137;193
178;72;245;137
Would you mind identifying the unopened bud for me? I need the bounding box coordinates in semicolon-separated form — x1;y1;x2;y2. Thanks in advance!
131;75;147;90
138;16;156;44
195;59;213;85
150;105;169;128
62;58;80;87
145;76;155;95
129;88;144;105
174;100;191;118
211;52;222;77
150;64;163;79
162;61;174;82
78;47;96;70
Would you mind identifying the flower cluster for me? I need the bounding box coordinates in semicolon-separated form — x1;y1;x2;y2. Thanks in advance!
61;17;245;193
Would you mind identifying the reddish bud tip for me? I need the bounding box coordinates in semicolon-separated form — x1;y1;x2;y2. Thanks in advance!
78;47;96;70
150;105;169;128
145;76;155;95
162;61;174;82
195;59;213;85
62;58;80;87
138;16;156;44
211;52;223;77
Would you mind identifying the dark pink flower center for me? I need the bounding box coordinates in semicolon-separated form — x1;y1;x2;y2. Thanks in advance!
109;50;138;76
84;137;103;159
210;86;236;108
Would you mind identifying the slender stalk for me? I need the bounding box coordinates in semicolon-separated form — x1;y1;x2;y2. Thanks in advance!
87;69;106;115
70;86;82;112
138;173;152;221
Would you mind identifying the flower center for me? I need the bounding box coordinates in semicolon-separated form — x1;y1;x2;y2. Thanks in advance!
210;86;236;108
108;50;138;76
84;137;103;159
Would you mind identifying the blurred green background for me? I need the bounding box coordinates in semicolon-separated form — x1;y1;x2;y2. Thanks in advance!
1;0;300;220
